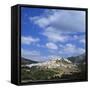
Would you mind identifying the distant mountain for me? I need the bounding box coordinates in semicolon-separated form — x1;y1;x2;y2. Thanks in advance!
21;57;38;65
67;53;85;64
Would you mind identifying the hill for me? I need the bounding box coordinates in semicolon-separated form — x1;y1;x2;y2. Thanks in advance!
21;57;83;82
67;53;85;64
21;57;38;65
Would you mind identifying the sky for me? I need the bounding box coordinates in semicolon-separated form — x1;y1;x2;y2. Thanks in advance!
21;7;86;61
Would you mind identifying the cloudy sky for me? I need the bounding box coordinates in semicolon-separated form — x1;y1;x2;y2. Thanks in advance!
21;7;86;61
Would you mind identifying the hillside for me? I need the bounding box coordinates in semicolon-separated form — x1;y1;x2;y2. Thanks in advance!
21;57;84;82
67;53;86;80
67;53;85;64
21;57;38;65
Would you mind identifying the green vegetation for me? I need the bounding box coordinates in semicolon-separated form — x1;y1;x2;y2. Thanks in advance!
21;65;86;82
21;66;62;81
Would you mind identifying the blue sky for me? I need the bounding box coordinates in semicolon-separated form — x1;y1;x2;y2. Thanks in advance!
21;7;85;61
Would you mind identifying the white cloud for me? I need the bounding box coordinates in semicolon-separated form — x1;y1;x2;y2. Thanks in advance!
21;36;40;45
30;10;85;32
30;16;49;28
64;44;77;53
36;43;45;48
65;44;85;53
59;43;85;57
59;44;64;48
42;26;69;42
73;35;85;45
22;48;56;61
22;48;40;56
46;42;58;50
21;48;45;61
30;10;85;43
73;35;79;39
47;55;61;60
27;9;85;58
80;38;85;44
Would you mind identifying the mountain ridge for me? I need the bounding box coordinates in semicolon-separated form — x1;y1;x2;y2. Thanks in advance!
67;53;85;64
21;57;38;65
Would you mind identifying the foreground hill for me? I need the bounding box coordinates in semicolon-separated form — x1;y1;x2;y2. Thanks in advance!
21;57;85;82
67;53;86;80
